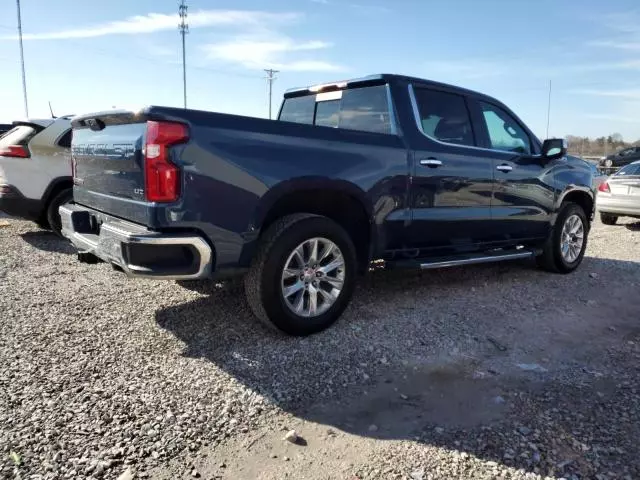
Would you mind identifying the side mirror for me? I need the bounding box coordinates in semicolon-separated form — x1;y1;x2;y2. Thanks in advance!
541;138;567;160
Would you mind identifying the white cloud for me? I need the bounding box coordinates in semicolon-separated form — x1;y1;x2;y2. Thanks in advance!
2;10;299;40
589;11;640;52
310;0;390;13
586;113;640;124
423;60;508;80
568;59;640;72
588;40;640;51
202;35;344;72
571;88;640;100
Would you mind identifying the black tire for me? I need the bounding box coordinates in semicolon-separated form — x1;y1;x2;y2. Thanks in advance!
45;188;73;236
600;212;618;225
35;218;51;230
244;214;357;336
536;202;588;274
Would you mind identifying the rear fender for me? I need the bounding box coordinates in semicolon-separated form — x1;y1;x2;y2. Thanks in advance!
238;177;375;268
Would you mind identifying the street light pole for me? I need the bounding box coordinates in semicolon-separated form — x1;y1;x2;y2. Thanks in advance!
16;0;28;117
178;0;189;108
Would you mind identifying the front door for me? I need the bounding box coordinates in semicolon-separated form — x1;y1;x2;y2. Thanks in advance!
470;99;555;242
406;86;495;257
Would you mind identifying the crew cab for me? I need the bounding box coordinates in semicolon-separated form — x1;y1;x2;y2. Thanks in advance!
61;74;594;336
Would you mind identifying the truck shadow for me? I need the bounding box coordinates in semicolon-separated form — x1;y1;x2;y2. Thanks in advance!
20;231;76;254
156;257;640;478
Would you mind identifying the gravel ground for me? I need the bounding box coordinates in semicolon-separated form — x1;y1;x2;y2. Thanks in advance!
0;214;638;480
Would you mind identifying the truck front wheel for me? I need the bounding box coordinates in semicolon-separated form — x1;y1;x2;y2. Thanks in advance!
536;202;588;273
245;214;357;336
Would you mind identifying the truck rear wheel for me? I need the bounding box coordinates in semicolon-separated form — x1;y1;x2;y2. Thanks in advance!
536;202;588;273
245;214;357;336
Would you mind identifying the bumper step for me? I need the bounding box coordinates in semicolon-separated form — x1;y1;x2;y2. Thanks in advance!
60;203;213;280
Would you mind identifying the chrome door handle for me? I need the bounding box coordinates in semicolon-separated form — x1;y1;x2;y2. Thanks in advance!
496;164;513;172
420;159;443;167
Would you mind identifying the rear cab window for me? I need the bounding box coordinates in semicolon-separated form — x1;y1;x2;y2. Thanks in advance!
278;84;394;135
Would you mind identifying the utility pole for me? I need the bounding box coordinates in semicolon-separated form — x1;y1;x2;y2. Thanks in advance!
178;0;188;108
545;80;551;139
264;69;279;119
16;0;28;117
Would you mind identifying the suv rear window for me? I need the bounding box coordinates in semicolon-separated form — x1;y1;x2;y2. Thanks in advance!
279;85;393;134
0;125;40;148
57;129;72;148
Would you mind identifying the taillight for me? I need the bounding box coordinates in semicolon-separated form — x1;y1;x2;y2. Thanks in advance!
144;120;189;202
598;182;610;193
0;145;29;158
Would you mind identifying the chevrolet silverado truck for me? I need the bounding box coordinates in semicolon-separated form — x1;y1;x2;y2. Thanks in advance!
61;74;594;336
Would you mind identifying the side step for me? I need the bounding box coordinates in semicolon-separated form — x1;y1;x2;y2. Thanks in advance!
386;249;535;270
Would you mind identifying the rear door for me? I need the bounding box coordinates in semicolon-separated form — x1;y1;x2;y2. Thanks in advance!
406;85;495;255
468;99;554;242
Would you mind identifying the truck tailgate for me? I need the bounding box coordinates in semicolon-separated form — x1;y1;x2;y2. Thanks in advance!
71;110;187;226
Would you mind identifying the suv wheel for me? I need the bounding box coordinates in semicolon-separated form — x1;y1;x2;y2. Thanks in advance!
245;214;357;336
600;212;618;225
536;202;588;273
46;188;73;236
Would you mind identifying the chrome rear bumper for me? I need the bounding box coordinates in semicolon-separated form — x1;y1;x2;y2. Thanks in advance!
60;203;213;280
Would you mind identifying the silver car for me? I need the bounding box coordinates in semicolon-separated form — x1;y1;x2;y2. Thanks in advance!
596;160;640;225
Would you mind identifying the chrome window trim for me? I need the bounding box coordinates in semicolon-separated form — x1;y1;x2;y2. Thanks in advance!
408;84;538;157
385;83;399;135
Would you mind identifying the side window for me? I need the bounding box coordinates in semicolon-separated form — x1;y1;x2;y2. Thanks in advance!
413;88;475;146
479;102;531;154
338;85;392;134
57;129;72;148
279;96;315;124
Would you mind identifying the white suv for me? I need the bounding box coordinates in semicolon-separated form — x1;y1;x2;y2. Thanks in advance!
0;117;73;234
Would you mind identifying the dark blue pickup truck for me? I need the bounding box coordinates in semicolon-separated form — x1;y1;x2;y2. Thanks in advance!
61;74;594;335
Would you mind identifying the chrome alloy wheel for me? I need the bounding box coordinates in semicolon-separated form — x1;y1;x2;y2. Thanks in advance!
561;214;585;263
281;237;345;318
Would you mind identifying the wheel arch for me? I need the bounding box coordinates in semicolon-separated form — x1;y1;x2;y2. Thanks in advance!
245;178;374;273
41;176;73;208
558;187;595;223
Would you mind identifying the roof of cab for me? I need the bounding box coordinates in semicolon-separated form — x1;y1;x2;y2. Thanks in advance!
284;73;498;103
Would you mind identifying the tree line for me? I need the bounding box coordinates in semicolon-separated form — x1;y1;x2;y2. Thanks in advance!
565;133;640;158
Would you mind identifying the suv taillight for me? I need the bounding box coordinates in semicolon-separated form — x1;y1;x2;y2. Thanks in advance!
144;120;189;202
598;181;610;193
0;145;29;158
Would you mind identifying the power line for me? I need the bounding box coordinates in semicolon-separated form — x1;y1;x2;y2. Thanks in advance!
178;0;188;109
16;0;28;117
264;69;279;120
